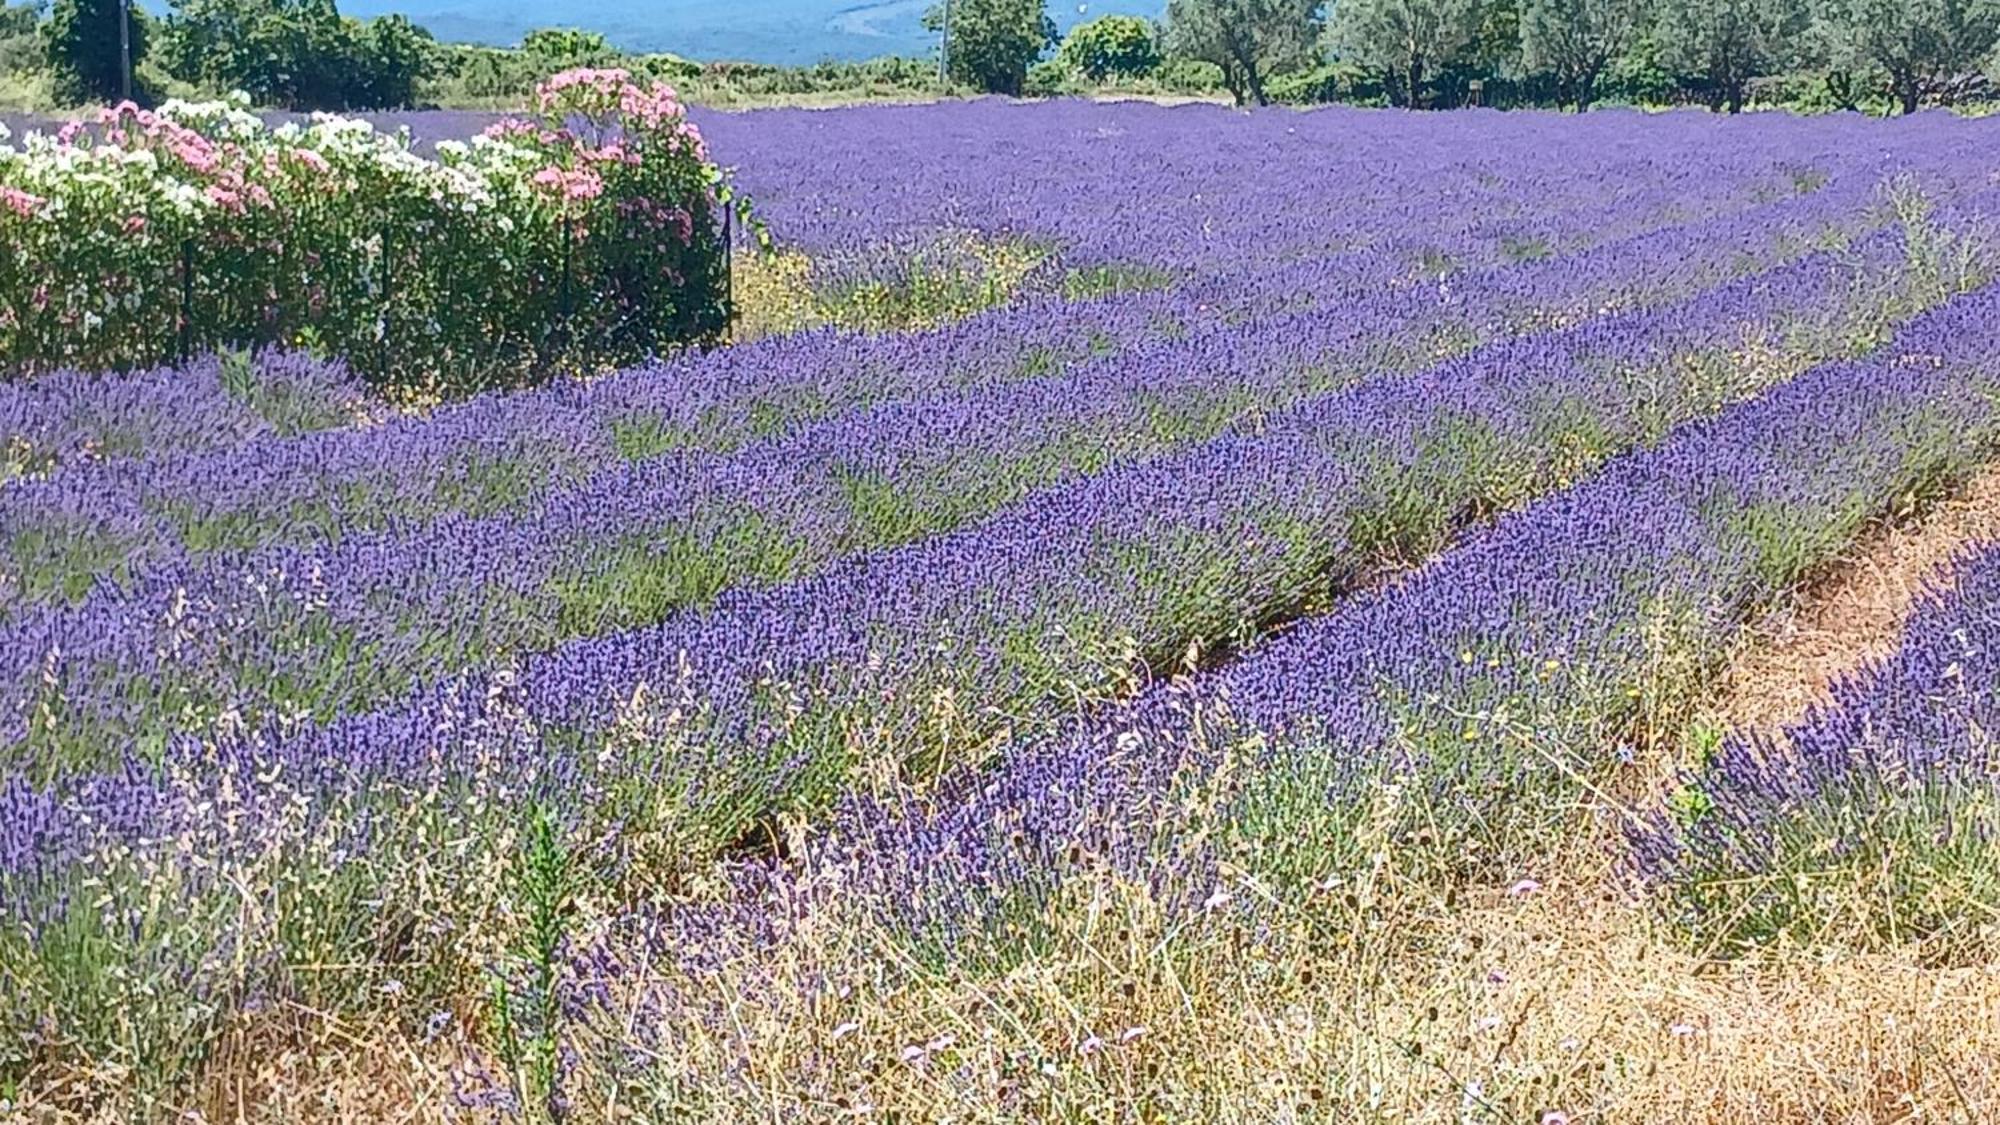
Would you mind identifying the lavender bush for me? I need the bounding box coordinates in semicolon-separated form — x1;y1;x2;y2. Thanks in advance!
1635;539;2000;958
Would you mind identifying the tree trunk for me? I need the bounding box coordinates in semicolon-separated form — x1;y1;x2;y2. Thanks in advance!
1408;55;1425;110
1245;60;1268;106
1893;72;1921;115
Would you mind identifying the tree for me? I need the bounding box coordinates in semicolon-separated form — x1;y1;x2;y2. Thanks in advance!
353;13;436;108
0;1;44;80
521;27;617;72
44;0;146;104
161;0;435;110
1520;0;1644;108
1059;14;1162;80
924;0;1057;96
1654;0;1807;112
1814;0;2000;113
1327;0;1486;108
1164;0;1323;106
0;0;40;38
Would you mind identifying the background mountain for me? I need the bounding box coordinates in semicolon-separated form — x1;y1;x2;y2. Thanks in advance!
338;0;1170;66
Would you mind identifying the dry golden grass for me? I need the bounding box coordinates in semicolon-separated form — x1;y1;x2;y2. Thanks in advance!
73;884;2000;1123
730;249;823;343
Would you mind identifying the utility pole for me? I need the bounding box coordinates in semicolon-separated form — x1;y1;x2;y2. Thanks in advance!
938;0;951;84
118;0;133;102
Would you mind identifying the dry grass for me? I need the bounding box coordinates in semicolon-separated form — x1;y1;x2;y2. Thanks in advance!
114;886;2000;1123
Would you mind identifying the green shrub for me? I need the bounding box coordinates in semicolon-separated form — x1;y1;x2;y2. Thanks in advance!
1058;14;1162;81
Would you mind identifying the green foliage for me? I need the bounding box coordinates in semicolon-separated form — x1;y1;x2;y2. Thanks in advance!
1153;54;1231;91
1520;0;1645;108
1266;58;1386;103
354;13;434;107
1164;0;1323;105
1599;29;1678;103
1327;0;1486;108
1059;14;1162;80
43;0;145;105
924;0;1057;96
0;2;42;84
0;0;35;36
489;804;577;1123
159;0;437;110
521;26;617;70
1812;0;2000;113
1652;0;1809;112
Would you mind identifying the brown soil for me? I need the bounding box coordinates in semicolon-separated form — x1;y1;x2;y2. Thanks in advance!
1708;466;2000;738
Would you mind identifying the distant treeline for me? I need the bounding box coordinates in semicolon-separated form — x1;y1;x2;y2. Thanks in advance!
2;0;1996;114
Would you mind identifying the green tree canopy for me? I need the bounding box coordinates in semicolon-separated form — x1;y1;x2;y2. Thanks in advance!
1654;0;1806;112
1520;0;1645;108
160;0;435;110
355;12;436;108
1327;0;1485;108
1059;14;1162;80
924;0;1057;96
0;0;41;38
521;27;618;71
45;0;146;104
1165;0;1323;105
1813;0;2000;113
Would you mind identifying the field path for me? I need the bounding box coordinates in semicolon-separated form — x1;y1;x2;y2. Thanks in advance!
1708;463;2000;739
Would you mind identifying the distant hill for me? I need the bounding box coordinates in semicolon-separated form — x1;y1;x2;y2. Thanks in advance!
338;0;1170;66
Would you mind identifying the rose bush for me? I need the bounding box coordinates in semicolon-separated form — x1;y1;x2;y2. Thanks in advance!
0;69;732;395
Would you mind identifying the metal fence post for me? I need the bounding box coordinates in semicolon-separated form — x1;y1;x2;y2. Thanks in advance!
178;238;193;363
380;222;393;384
722;197;735;339
560;214;574;367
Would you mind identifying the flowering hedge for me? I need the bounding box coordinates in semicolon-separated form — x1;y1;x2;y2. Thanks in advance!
0;69;731;394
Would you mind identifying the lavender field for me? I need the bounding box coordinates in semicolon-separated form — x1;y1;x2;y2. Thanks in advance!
8;101;2000;1120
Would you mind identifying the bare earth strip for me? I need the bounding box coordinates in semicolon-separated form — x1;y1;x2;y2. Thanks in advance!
1709;465;2000;738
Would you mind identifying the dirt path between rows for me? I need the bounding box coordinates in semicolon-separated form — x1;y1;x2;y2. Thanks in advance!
1706;465;2000;739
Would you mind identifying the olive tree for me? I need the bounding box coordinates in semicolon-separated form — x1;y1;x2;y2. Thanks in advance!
1327;0;1485;108
924;0;1056;96
1814;0;2000;113
1165;0;1323;106
1059;14;1162;80
1654;0;1807;112
1520;0;1646;109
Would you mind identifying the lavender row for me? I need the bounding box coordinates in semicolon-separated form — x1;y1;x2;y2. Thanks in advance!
5;199;1974;773
695;100;1995;278
0;287;1177;598
8;267;1996;1085
1;128;1960;606
0;349;365;486
1633;537;2000;955
0;159;1960;655
10;222;1983;898
723;281;2000;972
